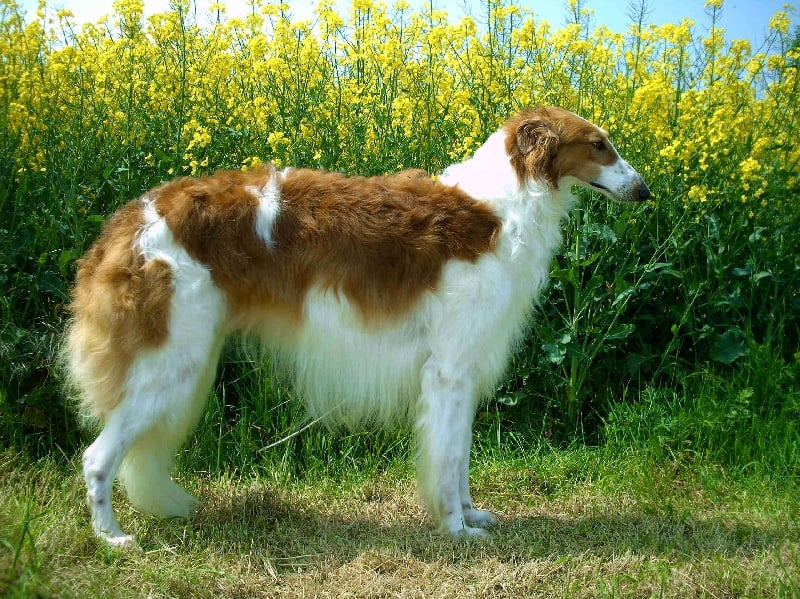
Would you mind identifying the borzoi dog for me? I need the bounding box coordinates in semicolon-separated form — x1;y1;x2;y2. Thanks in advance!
64;106;650;547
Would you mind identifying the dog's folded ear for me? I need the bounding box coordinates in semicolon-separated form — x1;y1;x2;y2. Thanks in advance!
516;117;558;158
513;116;560;185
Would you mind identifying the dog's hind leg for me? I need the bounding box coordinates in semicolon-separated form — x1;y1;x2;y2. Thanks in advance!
119;339;223;517
84;336;223;548
83;404;156;548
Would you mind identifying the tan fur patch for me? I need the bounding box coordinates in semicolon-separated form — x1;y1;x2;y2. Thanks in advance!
156;166;502;327
66;202;174;419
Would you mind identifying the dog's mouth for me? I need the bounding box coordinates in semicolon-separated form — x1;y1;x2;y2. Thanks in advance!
588;180;621;201
589;181;611;193
588;180;651;202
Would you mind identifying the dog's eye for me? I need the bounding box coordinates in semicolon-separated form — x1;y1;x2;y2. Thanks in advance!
592;140;606;151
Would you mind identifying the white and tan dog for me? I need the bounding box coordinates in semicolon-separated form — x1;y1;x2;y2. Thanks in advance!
64;106;650;547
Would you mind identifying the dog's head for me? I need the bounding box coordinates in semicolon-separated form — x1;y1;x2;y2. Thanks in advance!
505;106;650;202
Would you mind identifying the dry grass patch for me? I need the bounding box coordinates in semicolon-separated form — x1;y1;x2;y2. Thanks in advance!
1;449;797;598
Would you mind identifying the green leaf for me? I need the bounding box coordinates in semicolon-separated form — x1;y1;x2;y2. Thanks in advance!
58;249;80;276
710;328;749;364
587;223;617;243
732;265;752;277
541;342;565;364
612;209;632;238
753;270;773;282
612;287;636;307
643;262;682;279
606;323;635;340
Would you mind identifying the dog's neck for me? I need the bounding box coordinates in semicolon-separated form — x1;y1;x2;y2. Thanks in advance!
439;129;577;211
439;130;577;264
439;131;519;201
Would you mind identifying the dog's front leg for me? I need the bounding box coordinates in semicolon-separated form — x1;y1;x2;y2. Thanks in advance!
415;358;489;537
459;454;498;529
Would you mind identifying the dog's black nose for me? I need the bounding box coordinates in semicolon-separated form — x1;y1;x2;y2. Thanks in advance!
635;183;651;201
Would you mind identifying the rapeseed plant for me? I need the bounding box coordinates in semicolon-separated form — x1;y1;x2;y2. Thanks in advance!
0;0;797;445
2;0;795;189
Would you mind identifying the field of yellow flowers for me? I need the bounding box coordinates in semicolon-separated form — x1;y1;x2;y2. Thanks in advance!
1;0;798;455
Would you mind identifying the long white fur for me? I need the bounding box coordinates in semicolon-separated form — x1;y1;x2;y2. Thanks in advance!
286;290;431;429
81;116;640;547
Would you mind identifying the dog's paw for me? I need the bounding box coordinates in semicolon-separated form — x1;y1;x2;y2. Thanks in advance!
102;533;141;552
464;507;498;529
460;525;492;538
441;514;493;539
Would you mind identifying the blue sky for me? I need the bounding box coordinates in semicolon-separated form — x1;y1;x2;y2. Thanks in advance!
17;0;798;49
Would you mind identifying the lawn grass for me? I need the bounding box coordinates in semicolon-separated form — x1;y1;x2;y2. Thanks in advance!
1;434;797;598
3;358;797;598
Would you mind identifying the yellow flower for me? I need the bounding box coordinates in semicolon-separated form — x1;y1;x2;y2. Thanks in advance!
687;185;708;203
767;54;785;71
267;131;288;151
241;156;263;170
187;126;212;151
768;10;791;34
739;157;760;178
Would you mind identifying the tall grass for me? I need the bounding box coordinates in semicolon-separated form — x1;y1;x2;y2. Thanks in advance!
603;343;800;481
0;0;797;482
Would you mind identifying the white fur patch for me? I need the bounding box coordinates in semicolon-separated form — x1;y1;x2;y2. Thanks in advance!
130;196;227;429
439;131;519;201
137;195;173;263
248;173;282;249
287;289;432;429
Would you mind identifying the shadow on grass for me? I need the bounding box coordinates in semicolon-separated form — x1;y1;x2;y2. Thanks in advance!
145;483;788;571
